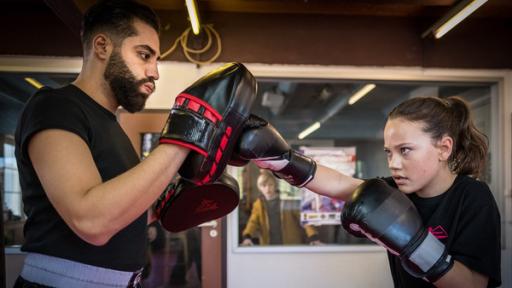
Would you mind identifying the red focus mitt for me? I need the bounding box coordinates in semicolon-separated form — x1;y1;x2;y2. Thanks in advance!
154;172;239;232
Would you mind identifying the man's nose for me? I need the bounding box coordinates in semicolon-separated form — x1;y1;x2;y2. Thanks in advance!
147;62;159;80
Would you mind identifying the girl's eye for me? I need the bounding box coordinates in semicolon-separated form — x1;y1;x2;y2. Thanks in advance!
383;149;391;156
400;147;411;155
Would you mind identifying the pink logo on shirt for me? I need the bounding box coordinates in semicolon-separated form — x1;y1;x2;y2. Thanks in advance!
428;225;448;239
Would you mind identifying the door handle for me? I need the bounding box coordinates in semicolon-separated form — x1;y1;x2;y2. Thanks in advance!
199;220;219;237
198;220;217;229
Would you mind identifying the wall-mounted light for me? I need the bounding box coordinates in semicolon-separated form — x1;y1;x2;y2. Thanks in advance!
185;0;201;35
24;77;44;89
422;0;488;39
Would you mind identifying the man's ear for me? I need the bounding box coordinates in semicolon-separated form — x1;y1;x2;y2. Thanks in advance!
92;34;112;60
437;135;454;161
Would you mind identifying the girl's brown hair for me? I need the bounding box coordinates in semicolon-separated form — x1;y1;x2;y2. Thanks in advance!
388;96;488;177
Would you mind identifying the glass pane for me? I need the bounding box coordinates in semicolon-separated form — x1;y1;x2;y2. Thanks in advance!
2;138;25;247
143;225;202;288
141;133;202;288
236;163;371;246
236;79;495;247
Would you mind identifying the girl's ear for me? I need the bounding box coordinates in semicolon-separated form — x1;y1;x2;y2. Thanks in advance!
437;135;454;161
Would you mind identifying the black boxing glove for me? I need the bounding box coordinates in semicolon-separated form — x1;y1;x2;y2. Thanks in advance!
235;115;316;187
160;62;257;184
341;179;454;283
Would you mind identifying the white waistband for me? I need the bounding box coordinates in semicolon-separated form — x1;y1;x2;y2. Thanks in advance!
20;253;137;288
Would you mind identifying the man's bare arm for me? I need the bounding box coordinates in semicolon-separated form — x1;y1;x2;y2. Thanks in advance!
29;129;188;245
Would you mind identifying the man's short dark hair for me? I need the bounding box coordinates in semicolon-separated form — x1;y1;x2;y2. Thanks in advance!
81;0;160;50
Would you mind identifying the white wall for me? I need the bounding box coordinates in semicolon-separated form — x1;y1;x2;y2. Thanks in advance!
226;206;393;288
501;71;512;288
144;62;208;109
227;246;393;288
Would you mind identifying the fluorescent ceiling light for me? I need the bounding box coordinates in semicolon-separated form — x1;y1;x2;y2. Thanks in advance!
298;83;375;139
298;122;321;140
348;84;376;105
422;0;488;39
185;0;201;35
24;77;44;89
434;0;487;39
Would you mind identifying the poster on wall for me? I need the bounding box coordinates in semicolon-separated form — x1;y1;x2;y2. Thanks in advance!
300;146;356;226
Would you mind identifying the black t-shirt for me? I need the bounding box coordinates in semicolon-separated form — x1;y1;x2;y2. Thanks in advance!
384;175;501;287
14;85;147;271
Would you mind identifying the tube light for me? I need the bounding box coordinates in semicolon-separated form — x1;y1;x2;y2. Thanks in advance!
185;0;201;35
348;84;376;105
298;122;321;140
434;0;487;39
24;77;44;89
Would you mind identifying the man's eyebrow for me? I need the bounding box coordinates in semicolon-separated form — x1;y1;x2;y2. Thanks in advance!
137;44;160;60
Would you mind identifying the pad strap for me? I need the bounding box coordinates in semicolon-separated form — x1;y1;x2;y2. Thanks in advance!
160;110;216;156
160;93;223;154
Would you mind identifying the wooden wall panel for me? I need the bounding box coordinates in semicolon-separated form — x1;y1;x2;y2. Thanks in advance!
1;6;511;69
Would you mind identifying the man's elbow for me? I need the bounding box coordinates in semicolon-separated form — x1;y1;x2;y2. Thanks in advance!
69;217;115;246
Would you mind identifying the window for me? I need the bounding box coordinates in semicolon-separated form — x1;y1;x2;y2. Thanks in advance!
235;78;494;247
1;72;77;247
2;135;24;246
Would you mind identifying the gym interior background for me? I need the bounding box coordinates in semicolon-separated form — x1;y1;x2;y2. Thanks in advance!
1;0;511;287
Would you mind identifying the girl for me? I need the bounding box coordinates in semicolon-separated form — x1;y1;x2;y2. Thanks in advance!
240;96;501;287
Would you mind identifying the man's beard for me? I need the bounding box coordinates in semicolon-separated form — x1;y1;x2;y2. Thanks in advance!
104;50;155;113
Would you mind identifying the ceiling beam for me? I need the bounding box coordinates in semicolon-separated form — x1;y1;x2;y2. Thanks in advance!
143;0;457;16
44;0;83;36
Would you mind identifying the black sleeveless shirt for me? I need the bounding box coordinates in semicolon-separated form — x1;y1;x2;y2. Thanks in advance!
15;85;147;271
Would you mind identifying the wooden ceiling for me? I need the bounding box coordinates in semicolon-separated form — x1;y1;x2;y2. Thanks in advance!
1;0;510;66
71;0;512;18
0;0;509;66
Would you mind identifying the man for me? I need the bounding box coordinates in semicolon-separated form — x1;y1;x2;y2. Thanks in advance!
14;1;188;287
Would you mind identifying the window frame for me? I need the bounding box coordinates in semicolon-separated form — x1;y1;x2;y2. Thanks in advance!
226;63;511;254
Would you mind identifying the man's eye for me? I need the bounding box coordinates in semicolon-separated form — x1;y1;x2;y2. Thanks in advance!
139;52;150;60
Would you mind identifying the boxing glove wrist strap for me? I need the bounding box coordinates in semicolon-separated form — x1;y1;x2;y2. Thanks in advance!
274;150;317;187
409;232;445;271
424;252;454;282
402;231;454;282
